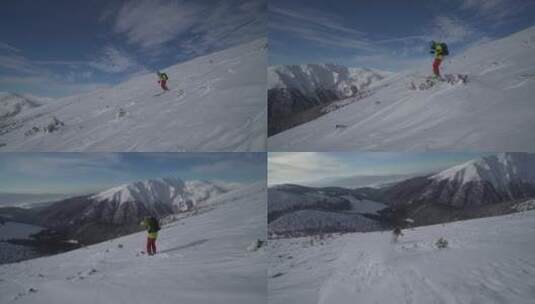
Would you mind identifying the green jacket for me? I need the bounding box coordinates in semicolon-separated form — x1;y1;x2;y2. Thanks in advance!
158;73;168;81
433;44;444;60
141;218;159;239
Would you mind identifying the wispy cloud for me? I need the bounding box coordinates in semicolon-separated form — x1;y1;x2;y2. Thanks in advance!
269;5;372;52
0;42;20;53
0;44;140;97
111;0;200;49
457;0;533;22
179;0;266;56
0;153;129;193
268;152;351;185
431;16;474;43
0;75;111;98
89;45;142;73
102;0;265;59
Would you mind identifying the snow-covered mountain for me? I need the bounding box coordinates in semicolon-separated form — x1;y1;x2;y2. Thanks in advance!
268;64;390;98
0;182;266;304
0;39;267;151
91;178;230;213
268;64;391;135
0;92;51;120
41;177;231;227
269;210;535;304
269;26;535;151
381;153;535;208
268;184;386;236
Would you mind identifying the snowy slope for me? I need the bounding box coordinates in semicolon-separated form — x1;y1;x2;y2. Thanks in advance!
269;26;535;151
0;183;267;304
269;210;535;304
0;39;267;152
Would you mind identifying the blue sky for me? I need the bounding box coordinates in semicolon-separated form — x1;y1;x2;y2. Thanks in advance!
0;153;266;195
268;152;492;185
0;0;265;98
269;0;535;70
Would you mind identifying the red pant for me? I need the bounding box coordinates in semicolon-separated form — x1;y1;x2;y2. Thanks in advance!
433;58;442;76
146;238;157;255
160;80;169;91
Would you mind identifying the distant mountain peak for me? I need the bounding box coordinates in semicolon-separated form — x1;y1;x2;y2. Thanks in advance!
90;177;228;211
431;153;535;189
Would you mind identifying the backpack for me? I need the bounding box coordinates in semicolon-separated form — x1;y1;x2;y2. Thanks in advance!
430;42;449;56
148;216;161;232
440;43;449;56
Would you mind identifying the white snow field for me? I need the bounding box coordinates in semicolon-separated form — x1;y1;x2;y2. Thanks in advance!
269;211;535;304
0;183;267;304
0;39;267;152
269;26;535;151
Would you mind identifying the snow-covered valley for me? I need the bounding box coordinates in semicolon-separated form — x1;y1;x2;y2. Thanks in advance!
269;210;535;304
269;26;535;151
0;39;267;152
0;182;267;304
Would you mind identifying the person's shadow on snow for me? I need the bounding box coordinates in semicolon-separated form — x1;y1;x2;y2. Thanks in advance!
159;239;209;254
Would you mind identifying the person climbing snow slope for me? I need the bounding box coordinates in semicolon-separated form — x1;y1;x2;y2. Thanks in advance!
141;216;161;255
392;226;404;243
430;41;449;78
157;71;169;91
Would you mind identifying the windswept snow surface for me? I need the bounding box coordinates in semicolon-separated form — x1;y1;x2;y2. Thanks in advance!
269;211;535;304
269;26;535;151
0;183;267;304
0;39;267;152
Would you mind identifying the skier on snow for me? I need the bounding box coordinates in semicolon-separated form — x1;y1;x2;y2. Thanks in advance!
140;216;161;255
392;226;404;243
429;41;449;79
156;71;169;91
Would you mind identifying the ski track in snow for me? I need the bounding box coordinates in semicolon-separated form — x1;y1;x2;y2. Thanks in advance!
0;183;267;304
269;211;535;304
0;39;267;152
268;27;535;152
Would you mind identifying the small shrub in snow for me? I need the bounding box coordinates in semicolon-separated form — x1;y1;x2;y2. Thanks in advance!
247;239;265;252
116;108;127;118
435;237;448;249
117;243;124;249
44;116;64;133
